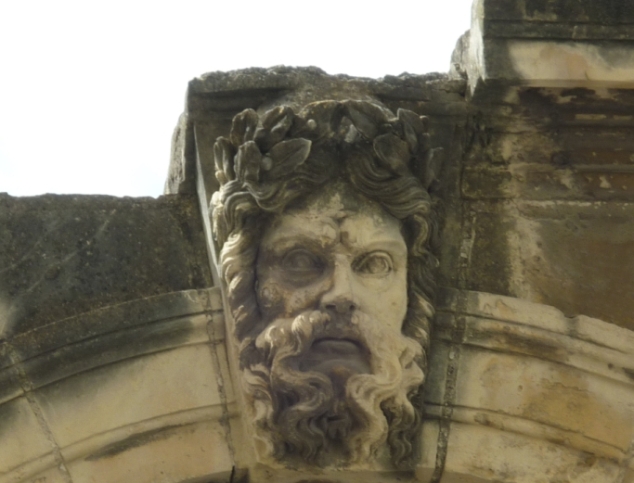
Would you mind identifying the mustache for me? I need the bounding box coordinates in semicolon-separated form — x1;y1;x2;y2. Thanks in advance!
244;308;426;465
254;310;362;361
254;309;424;376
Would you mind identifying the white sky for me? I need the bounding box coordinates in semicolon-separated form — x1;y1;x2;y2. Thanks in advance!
0;0;473;198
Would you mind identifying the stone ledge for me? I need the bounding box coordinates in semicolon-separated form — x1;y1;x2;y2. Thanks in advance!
0;288;235;483
0;194;213;338
167;67;467;196
463;0;634;97
422;289;634;482
1;288;221;396
482;0;634;26
438;288;634;355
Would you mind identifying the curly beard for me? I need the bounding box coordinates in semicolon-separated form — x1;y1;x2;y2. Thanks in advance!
240;309;425;468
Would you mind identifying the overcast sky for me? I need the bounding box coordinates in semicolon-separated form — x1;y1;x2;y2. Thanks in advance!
0;1;473;198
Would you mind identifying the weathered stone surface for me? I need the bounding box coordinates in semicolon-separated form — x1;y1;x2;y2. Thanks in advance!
1;193;222;483
18;466;70;483
207;97;439;473
0;193;212;337
442;199;634;331
0;396;55;479
463;0;634;96
65;419;235;483
0;289;237;483
439;5;634;479
419;288;634;482
165;112;196;195
483;0;634;37
166;66;467;203
35;340;218;448
3;1;634;481
177;60;634;480
437;83;634;331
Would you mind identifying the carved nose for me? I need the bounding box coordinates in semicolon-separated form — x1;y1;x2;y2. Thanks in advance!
320;260;357;315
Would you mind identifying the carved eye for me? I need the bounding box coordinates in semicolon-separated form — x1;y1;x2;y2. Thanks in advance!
353;252;393;276
282;249;323;273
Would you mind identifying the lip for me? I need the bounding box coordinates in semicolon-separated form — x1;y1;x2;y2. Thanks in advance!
299;337;371;375
310;338;363;356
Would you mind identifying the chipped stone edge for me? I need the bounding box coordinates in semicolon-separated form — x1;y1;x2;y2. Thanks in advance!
438;288;634;355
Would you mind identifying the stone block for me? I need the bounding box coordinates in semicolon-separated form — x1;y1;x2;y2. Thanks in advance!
423;338;452;406
464;0;634;95
455;199;634;330
18;311;211;391
510;201;634;330
482;0;634;26
0;365;21;407
65;419;233;483
453;346;633;455
415;420;441;482
12;466;70;483
0;343;21;406
0;396;54;478
0;194;212;338
440;422;623;483
0;286;228;482
430;289;634;480
32;343;224;450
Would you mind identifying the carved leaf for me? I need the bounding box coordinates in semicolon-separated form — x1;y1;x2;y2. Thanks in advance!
397;108;426;153
293;101;343;139
213;137;234;184
235;141;262;184
255;106;294;152
261;106;293;131
230;108;258;146
344;124;360;143
420;131;431;148
423;147;444;190
267;138;312;177
344;101;389;139
373;133;410;175
419;118;430;150
270;116;293;141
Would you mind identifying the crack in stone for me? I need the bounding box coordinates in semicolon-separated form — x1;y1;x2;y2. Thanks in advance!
457;203;477;290
6;342;73;483
618;436;634;482
1;210;116;337
0;223;61;275
204;296;236;468
430;313;467;483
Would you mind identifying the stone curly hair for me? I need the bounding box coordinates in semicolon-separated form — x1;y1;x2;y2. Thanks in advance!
211;99;439;466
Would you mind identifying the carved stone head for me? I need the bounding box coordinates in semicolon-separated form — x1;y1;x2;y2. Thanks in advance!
211;100;438;470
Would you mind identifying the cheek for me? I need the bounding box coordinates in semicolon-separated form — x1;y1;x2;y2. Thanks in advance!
257;279;285;315
367;273;408;331
285;286;323;315
257;278;325;318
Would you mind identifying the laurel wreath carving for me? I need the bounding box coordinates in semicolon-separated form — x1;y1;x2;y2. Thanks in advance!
212;100;442;196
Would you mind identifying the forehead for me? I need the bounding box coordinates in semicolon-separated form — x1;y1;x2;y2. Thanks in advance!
260;185;405;250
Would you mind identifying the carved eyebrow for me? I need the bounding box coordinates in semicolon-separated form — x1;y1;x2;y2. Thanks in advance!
259;237;329;256
346;239;407;256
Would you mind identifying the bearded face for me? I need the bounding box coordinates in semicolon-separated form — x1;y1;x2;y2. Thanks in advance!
241;184;426;468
